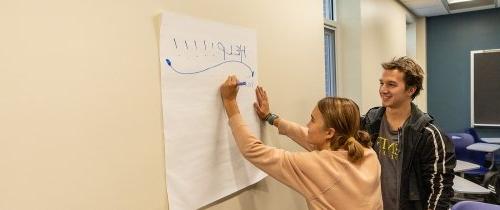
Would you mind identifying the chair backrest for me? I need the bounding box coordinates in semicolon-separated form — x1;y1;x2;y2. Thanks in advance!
448;132;486;165
465;127;482;143
452;201;500;210
448;133;475;161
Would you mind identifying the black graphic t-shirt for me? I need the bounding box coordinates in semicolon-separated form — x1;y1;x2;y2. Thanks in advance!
374;115;401;210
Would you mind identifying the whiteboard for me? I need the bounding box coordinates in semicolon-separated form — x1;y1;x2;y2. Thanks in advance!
159;11;266;210
470;49;500;127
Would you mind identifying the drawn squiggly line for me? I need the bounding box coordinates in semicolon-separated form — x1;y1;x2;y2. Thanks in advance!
165;58;254;77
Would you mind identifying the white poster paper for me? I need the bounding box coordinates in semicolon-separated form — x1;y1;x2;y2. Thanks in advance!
159;11;267;210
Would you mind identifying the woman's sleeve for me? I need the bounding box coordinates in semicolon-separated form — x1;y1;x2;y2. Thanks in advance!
228;114;328;198
277;119;316;151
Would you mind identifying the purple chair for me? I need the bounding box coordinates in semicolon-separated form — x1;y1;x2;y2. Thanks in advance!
452;201;500;210
466;127;500;167
465;128;482;143
448;133;488;175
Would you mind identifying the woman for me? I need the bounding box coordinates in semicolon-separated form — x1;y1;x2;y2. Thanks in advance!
220;75;382;210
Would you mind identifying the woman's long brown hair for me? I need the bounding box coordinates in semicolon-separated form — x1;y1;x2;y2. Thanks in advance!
317;97;372;162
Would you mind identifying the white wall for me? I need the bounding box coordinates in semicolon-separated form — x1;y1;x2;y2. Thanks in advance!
415;18;427;112
337;0;427;113
407;20;417;59
0;0;324;209
0;0;427;209
361;0;408;113
336;0;363;103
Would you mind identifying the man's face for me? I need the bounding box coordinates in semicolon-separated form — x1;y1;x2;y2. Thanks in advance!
379;69;415;108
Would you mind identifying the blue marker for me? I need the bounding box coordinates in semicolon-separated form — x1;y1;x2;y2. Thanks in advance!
166;59;172;66
237;81;246;86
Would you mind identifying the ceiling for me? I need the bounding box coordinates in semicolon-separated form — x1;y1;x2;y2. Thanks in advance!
399;0;499;17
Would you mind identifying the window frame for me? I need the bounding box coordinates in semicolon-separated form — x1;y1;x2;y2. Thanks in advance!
324;0;338;96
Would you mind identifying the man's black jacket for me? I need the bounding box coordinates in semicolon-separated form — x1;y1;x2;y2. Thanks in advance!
361;103;456;210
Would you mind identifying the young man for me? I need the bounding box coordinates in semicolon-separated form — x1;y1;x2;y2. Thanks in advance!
361;57;456;210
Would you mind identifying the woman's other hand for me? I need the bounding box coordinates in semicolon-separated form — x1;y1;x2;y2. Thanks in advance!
254;86;270;120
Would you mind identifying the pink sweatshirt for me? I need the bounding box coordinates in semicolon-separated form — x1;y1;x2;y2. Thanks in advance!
228;114;383;210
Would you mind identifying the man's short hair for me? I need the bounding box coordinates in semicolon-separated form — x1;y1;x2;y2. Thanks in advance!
381;56;424;99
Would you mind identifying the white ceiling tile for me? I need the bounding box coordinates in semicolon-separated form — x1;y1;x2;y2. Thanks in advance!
399;0;449;16
401;0;439;3
414;6;449;16
403;1;445;9
400;0;500;16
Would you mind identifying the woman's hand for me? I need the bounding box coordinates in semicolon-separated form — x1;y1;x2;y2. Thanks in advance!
220;75;239;102
220;75;240;118
253;86;270;120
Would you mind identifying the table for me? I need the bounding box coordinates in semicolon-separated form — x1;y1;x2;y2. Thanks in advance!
455;160;480;172
482;138;500;144
466;143;500;169
453;175;490;194
467;143;500;153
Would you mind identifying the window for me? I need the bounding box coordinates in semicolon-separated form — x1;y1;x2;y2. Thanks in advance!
323;0;335;21
324;0;337;96
324;30;336;96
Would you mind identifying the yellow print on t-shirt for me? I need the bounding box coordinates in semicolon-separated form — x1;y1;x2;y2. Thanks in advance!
376;137;399;160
